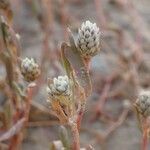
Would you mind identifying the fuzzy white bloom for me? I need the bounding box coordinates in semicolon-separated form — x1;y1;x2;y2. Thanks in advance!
47;75;71;100
76;20;100;58
135;91;150;117
21;57;40;82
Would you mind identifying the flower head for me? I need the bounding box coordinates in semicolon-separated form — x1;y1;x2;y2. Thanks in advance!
21;57;40;82
76;20;100;58
47;75;71;103
135;91;150;117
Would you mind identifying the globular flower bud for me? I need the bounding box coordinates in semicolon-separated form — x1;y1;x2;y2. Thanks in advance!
135;91;150;117
47;75;72;104
76;20;100;58
21;57;40;82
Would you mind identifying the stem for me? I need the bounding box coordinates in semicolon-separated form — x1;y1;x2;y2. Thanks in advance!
60;0;68;40
77;107;84;131
9;86;33;150
70;122;80;150
8;134;23;150
94;0;107;28
142;120;149;150
142;129;148;150
23;86;33;126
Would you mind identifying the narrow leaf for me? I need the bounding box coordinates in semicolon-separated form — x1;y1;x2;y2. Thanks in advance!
61;30;92;97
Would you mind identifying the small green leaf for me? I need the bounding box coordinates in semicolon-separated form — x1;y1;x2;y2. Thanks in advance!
59;126;70;150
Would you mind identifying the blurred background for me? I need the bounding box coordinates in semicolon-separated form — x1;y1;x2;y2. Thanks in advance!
0;0;150;149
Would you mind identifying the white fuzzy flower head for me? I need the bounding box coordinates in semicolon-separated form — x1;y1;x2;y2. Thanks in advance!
47;75;71;102
135;91;150;117
76;20;100;58
21;57;40;82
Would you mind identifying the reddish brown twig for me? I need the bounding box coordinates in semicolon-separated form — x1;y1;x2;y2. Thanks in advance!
142;130;148;150
59;0;69;40
8;85;34;150
91;76;114;122
76;106;84;130
94;0;107;28
0;118;25;142
103;108;129;139
141;119;149;150
69;122;80;150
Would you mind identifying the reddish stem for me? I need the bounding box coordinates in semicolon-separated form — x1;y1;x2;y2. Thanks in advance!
94;0;107;28
70;122;80;150
142;131;148;150
8;86;33;150
60;0;68;40
8;134;22;150
76;109;84;131
90;76;113;122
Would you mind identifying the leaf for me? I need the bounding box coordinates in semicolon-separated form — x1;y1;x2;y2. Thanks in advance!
51;101;68;124
61;42;74;79
59;126;70;150
3;101;13;129
1;17;21;57
0;17;21;87
12;82;26;98
0;51;14;87
61;29;92;97
61;42;78;110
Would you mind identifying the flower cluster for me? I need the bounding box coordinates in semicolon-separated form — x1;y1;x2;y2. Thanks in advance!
47;75;71;102
76;20;100;58
135;91;150;117
21;57;40;82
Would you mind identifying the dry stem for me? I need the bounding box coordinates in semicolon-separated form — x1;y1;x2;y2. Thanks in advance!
142;119;149;150
69;121;80;150
142;130;148;150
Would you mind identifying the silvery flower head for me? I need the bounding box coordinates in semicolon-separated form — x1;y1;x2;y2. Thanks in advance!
135;91;150;117
21;57;40;82
47;75;71;103
76;20;101;58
